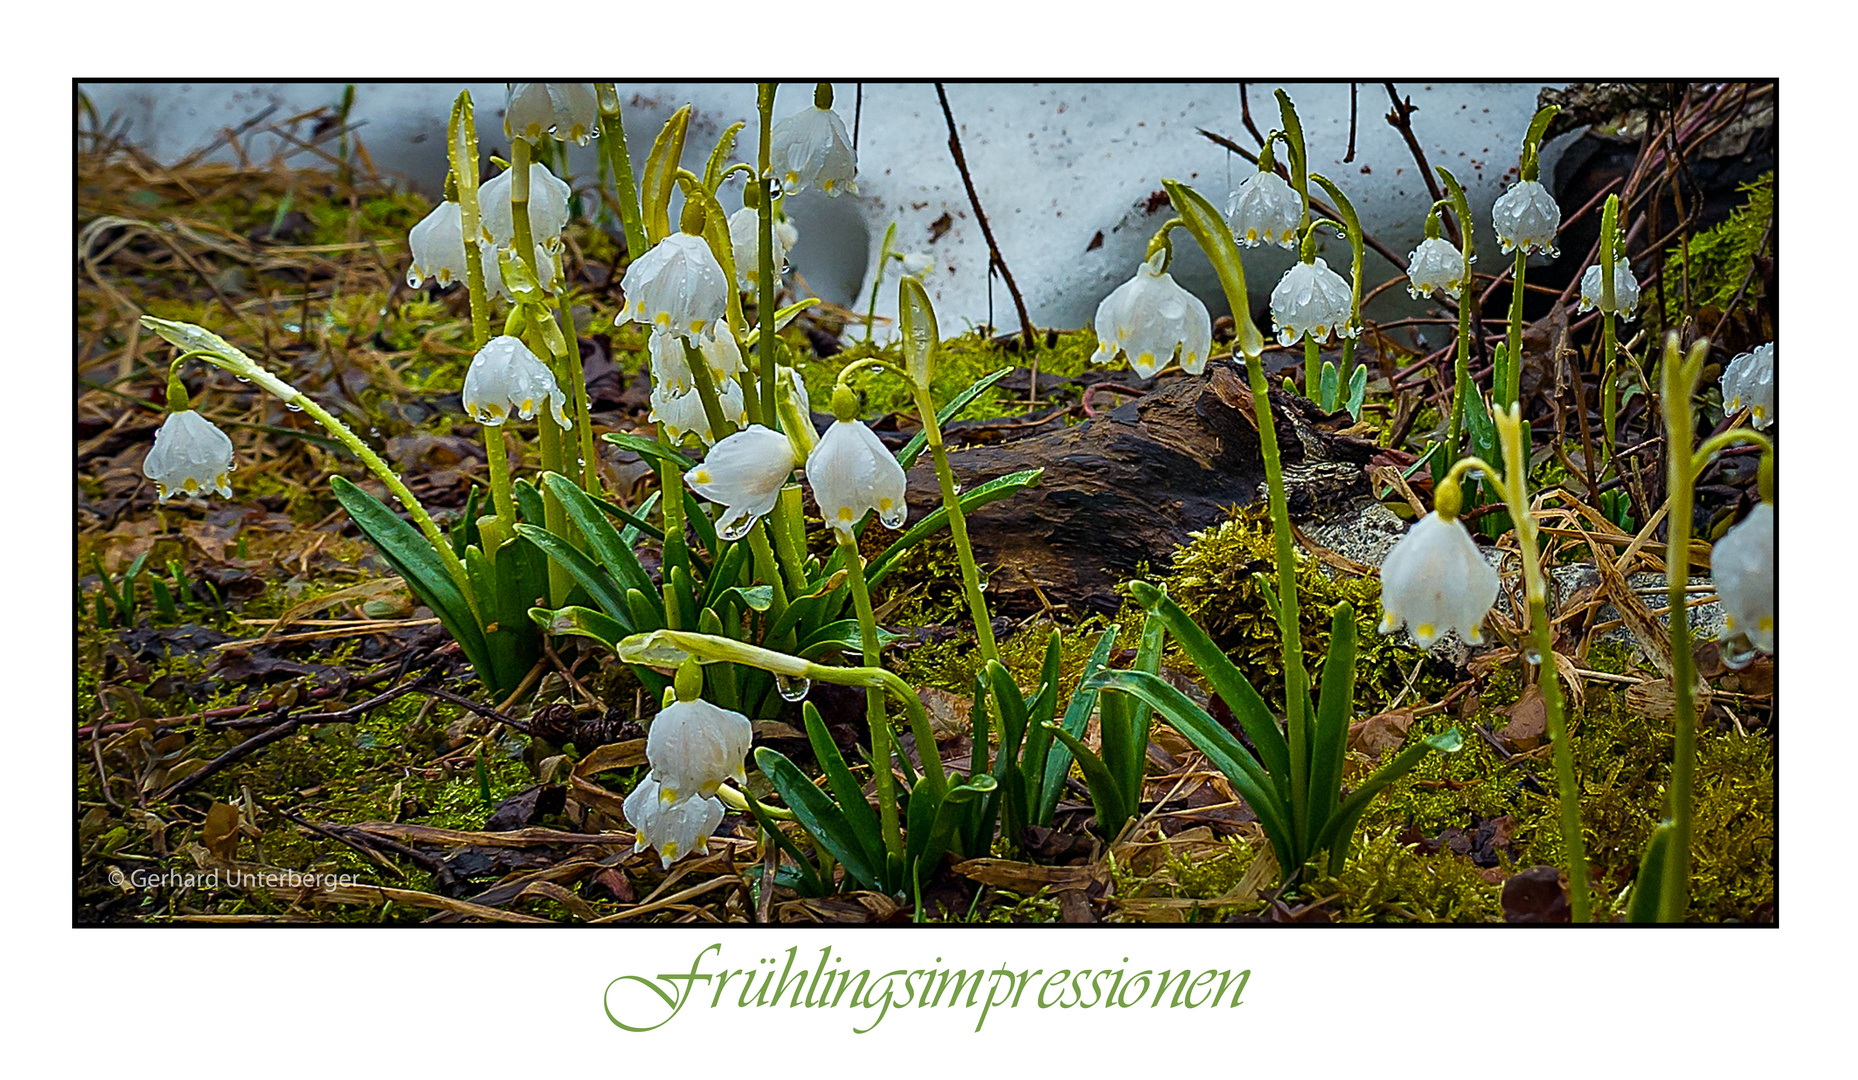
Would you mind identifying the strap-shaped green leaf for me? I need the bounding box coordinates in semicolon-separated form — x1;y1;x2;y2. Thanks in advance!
624;588;665;633
865;468;1043;588
1127;580;1291;799
1086;668;1295;873
601;432;697;471
1161;180;1265;359
910;773;997;889
528;604;629;651
743;790;825;897
803;702;886;875
513;523;628;623
1038;623;1119;826
1315;729;1464;872
755;746;884;892
1306;602;1357;839
541;473;654;598
796;618;899;662
1017;631;1063;816
513;478;545;528
1044;725;1129;840
333;477;494;689
1626;821;1676;923
894;367;1014;471
640;105;691;246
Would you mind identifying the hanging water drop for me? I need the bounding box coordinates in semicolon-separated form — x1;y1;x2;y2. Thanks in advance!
1522;645;1543;665
285;401;304;412
775;674;812;702
719;519;754;542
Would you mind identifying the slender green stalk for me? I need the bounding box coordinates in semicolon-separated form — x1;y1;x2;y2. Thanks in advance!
911;387;998;665
865;222;897;344
555;255;600;495
756;83;778;428
1504;249;1528;409
594;83;648;262
448;93;513;531
142;318;476;609
509;138;539;279
746;522;791;634
683;340;736;444
1445;292;1472;465
482;426;517;529
1597;194;1621;479
838;534;903;860
1303;336;1321;404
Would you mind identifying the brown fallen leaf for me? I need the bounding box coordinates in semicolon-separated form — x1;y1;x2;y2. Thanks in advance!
202;801;242;861
918;686;973;742
1498;685;1547;752
1502;865;1570;924
1626;678;1712;722
1349;706;1416;756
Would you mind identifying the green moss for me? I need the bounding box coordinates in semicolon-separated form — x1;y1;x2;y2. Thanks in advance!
800;328;1103;424
1662;171;1773;326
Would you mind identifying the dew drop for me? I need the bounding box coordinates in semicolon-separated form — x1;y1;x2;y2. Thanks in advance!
286;401;304;412
1522;646;1543;665
718;518;754;542
776;675;812;702
235;375;252;383
1719;634;1758;671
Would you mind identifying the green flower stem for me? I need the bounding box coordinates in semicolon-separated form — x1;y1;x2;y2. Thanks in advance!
909;386;998;666
524;322;572;606
1445;288;1473;465
509;137;540;281
594;83;648;263
865;222;898;344
1303;336;1321;404
482;426;517;534
756;83;779;428
1504;248;1528;409
1598;194;1620;477
142;318;477;611
836;534;904;859
746;522;792;634
765;498;810;601
554;256;601;495
683;341;736;444
449;95;514;532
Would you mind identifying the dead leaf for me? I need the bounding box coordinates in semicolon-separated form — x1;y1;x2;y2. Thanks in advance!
1349;706;1416;755
202;801;242;861
918;686;972;742
1498;685;1547;751
572;739;647;778
1501;865;1570;924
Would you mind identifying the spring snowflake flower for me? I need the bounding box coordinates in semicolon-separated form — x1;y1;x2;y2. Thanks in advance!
1721;342;1775;428
1577;257;1641;319
407;201;496;290
1226;170;1302;248
807;418;908;537
1089;250;1213;378
699;320;743;382
504;83;599;146
478;163;573;253
1405;237;1469;299
1270;258;1356;347
1711;501;1774;653
1377;511;1500;650
1492;180;1561;256
144;410;236;503
728;207;792;290
462;335;570;428
687;425;797;541
899;252;934;276
648;330;696;394
768;106;858;197
617;233;730;339
623;773;725;870
651;381;746;446
646;696;754;802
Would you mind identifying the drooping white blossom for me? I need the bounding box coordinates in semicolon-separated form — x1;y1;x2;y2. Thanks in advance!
768;106;858;197
687;425;797;541
698;320;743;382
143;410;236;503
462;335;570;428
646;696;754;803
617;233;730;339
648;329;696;395
623;773;725;870
1089;250;1213;378
1270;258;1356;347
900;251;935;276
650;381;746;446
1405;237;1469;299
1492;180;1561;256
1711;501;1775;653
1226;170;1302;249
408;201;497;291
1577;257;1641;319
807;418;908;536
728;206;791;290
478;163;573;253
504;83;599;146
1377;511;1500;650
1721;342;1775;429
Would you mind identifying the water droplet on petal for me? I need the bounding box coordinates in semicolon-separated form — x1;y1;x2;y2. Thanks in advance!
1720;634;1758;671
718;518;754;542
776;675;812;702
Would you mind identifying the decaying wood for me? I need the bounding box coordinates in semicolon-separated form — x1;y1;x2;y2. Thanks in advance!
907;361;1380;616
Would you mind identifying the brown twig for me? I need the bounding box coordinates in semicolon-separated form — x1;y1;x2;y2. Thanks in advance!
1382;83;1453;246
933;84;1037;369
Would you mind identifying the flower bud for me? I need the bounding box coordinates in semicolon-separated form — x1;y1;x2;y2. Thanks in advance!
1405;237;1469;299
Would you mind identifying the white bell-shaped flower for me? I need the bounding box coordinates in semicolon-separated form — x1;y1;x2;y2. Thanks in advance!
478;163;573;253
504;83;599;146
899;251;935;276
807;418;908;536
1711;501;1775;653
1270;258;1357;347
768;106;858;197
650;382;746;446
728;206;790;290
1721;342;1775;429
407;201;499;290
617;233;730;339
463;335;570;428
1405;237;1469;299
1226;170;1302;249
623;773;725;870
1492;180;1561;256
775;217;800;254
646;696;754;802
698;320;743;381
688;424;797;540
648;329;695;395
1377;511;1500;650
1577;257;1641;319
144;410;235;503
1089;250;1213;378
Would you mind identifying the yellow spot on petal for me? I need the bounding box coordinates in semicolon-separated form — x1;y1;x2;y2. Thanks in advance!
879;497;893;512
1759;617;1774;633
692;469;711;484
662;840;679;860
1245;229;1259;242
1753;406;1766;422
837;507;854;522
1724;615;1737;631
1136;351;1155;368
1415;622;1435;640
654;312;672;327
183;478;200;494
